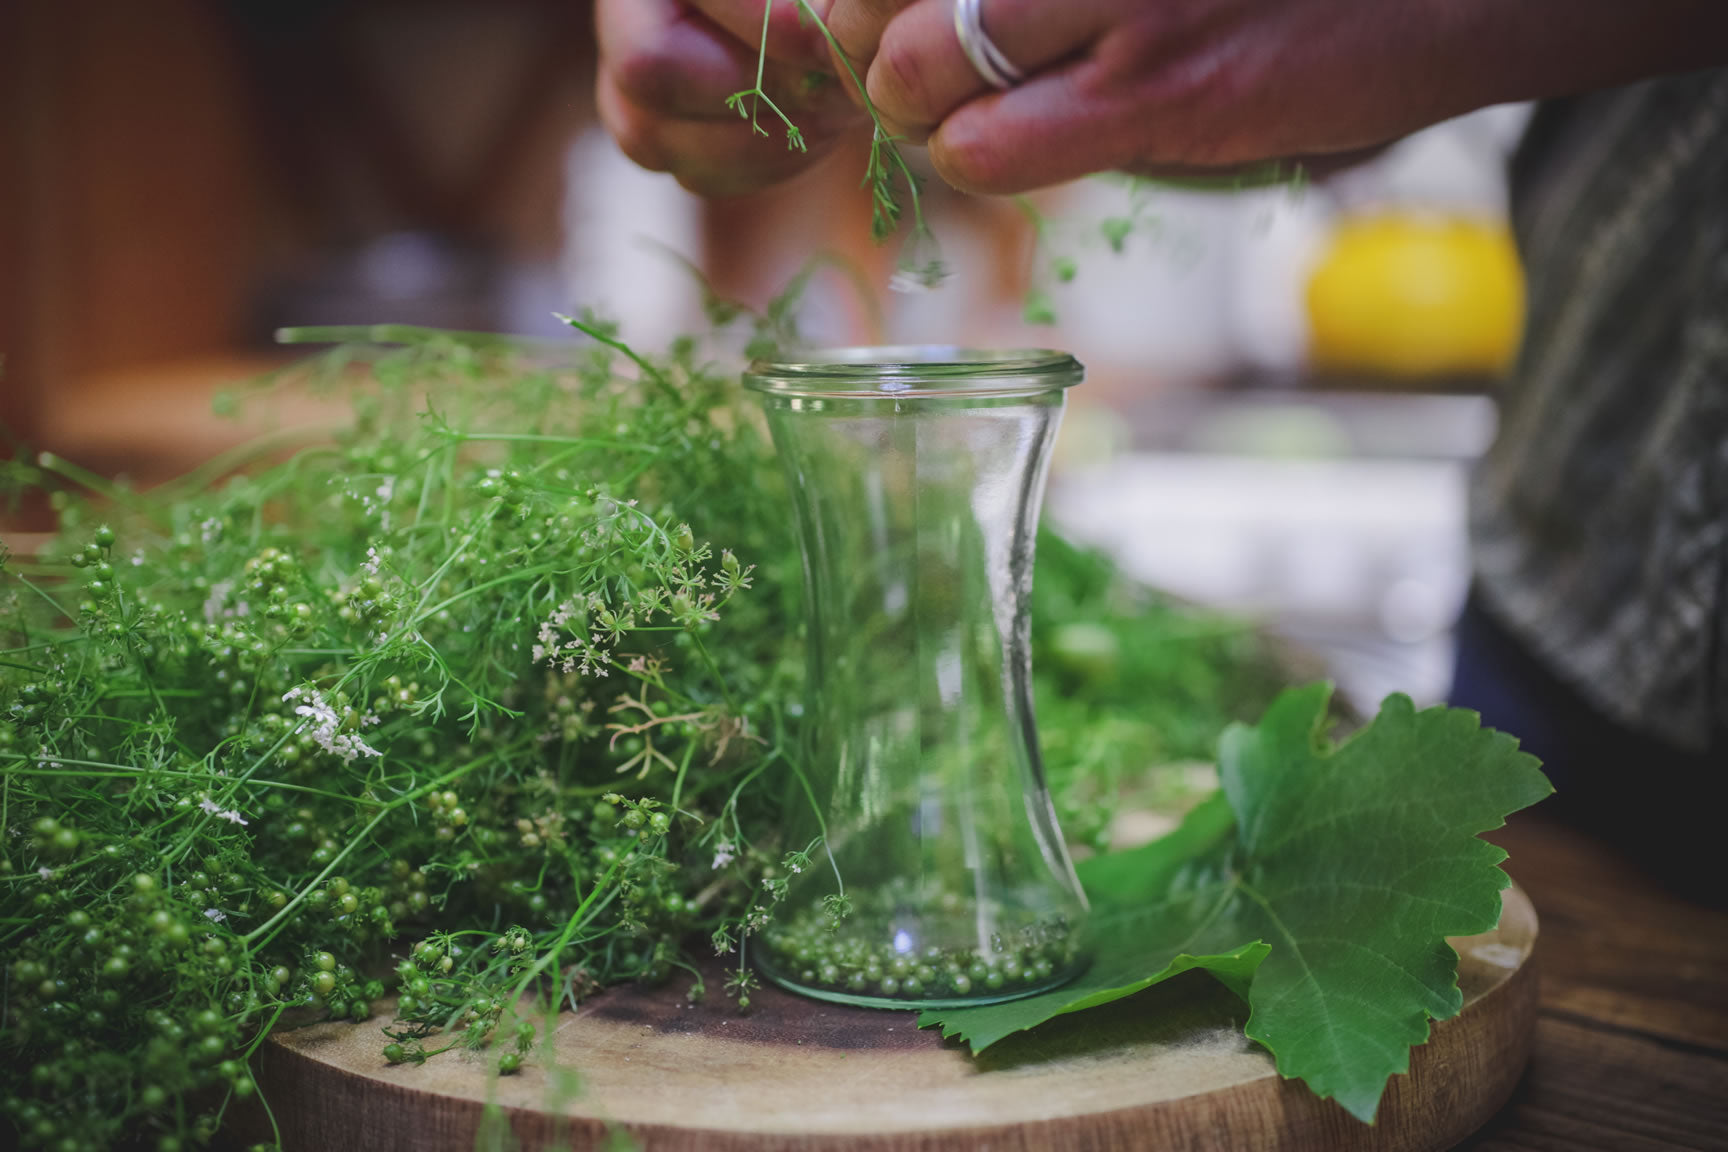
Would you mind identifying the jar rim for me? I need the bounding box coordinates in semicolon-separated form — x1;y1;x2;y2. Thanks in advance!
744;345;1083;399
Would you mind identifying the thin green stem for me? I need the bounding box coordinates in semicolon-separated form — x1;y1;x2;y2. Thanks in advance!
275;324;531;350
556;313;682;406
721;1;809;150
506;856;624;1007
0;755;363;804
411;564;562;626
788;759;842;897
34;453;164;522
670;740;699;811
790;0;933;250
159;429;331;501
14;573;70;620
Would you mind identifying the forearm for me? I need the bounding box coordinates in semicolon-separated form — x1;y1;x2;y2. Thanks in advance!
1448;0;1728;111
921;0;1728;193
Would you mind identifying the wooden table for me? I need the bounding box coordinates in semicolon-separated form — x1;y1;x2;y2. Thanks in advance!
1463;813;1728;1151
245;809;1726;1151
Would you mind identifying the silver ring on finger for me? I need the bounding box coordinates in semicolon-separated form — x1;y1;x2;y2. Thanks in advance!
954;0;1025;90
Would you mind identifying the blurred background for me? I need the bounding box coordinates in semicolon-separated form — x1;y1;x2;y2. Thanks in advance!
0;0;1531;715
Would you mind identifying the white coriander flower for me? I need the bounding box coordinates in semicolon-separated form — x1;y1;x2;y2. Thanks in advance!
199;798;250;825
201;580;234;625
282;684;382;763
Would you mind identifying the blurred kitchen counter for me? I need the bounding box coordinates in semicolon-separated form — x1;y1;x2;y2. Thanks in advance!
1050;386;1498;713
30;354;345;488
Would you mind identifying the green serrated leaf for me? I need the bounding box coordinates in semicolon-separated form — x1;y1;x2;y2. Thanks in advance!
921;685;1551;1124
920;789;1267;1051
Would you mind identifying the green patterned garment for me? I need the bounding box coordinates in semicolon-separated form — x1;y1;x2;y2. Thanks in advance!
1472;68;1728;751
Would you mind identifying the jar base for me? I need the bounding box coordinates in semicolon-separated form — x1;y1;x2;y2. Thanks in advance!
755;955;1088;1011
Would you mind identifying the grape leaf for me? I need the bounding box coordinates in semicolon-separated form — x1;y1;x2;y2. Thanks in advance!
919;684;1552;1123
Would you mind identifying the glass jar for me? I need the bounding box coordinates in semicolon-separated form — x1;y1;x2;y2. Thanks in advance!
744;347;1090;1009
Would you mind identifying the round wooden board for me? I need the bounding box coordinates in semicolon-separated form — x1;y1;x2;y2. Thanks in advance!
247;886;1537;1152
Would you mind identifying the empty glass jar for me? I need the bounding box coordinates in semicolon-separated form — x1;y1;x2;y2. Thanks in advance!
745;347;1090;1009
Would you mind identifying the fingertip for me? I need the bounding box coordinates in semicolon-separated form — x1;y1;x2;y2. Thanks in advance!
927;105;1031;195
824;0;900;65
610;15;755;119
595;72;672;174
867;19;941;140
929;75;1120;195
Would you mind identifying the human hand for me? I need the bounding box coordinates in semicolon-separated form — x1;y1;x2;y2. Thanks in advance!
596;0;868;197
824;0;1728;195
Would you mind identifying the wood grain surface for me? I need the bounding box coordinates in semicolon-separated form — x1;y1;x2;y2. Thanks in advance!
1458;815;1728;1152
244;887;1537;1152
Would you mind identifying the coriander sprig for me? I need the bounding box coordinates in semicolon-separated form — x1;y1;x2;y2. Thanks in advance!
794;0;946;287
728;0;947;290
725;0;809;152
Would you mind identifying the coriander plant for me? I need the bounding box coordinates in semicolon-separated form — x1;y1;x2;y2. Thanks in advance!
0;313;1273;1151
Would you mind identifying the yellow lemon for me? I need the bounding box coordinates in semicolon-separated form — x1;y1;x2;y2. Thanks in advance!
1306;212;1525;379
